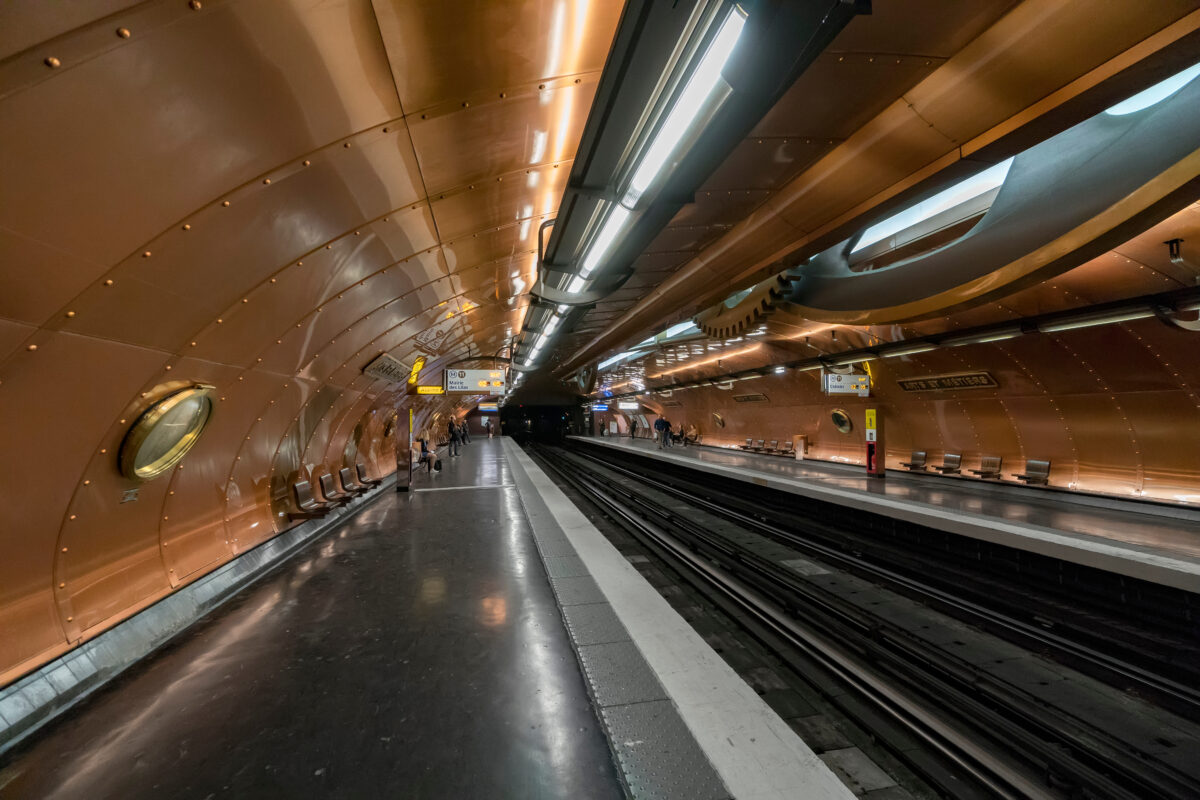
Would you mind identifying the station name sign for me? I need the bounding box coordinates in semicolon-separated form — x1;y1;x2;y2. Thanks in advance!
897;372;997;392
617;401;640;410
362;352;409;383
415;385;445;395
445;369;506;393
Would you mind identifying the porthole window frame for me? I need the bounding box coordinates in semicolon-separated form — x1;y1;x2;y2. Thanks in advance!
119;384;216;481
830;408;853;434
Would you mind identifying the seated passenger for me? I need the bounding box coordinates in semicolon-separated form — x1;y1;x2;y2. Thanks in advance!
416;438;436;473
683;423;699;445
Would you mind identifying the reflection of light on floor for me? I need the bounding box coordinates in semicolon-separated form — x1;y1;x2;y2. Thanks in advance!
480;595;508;626
420;576;446;604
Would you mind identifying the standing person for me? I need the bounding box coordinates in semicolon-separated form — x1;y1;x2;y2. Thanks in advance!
653;416;666;449
485;418;493;439
630;417;638;440
461;419;471;445
447;419;460;457
663;418;673;448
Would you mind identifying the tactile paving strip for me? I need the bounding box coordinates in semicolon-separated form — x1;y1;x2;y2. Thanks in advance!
576;642;668;707
550;575;608;606
603;700;731;800
562;602;631;646
508;442;730;800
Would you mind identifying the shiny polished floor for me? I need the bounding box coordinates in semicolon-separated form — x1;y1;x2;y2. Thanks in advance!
580;436;1200;561
0;439;622;800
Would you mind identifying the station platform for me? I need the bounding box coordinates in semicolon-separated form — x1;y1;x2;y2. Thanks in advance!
572;436;1200;593
0;438;852;800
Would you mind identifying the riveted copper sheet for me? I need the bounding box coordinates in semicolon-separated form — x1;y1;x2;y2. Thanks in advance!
0;0;623;684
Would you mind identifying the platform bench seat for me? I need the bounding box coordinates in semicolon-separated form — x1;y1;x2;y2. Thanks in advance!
970;455;1002;479
289;480;331;521
356;463;382;487
339;467;370;495
319;473;354;505
932;453;962;475
748;439;766;452
762;439;780;453
774;441;794;457
900;451;927;471
738;438;754;450
1012;459;1051;486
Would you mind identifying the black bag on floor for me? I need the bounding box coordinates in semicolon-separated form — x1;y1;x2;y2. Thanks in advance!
434;458;443;472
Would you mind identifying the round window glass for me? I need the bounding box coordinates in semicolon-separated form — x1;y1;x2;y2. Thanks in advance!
712;412;726;428
831;409;853;434
120;385;215;480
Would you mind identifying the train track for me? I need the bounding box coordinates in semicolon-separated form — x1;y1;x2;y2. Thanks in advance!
531;443;1200;800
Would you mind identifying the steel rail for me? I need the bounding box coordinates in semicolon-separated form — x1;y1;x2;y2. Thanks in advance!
535;444;1200;800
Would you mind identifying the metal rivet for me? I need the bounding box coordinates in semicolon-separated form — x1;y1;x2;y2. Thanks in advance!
65;310;76;317
100;448;107;454
538;83;545;90
59;582;65;588
164;365;172;370
270;277;276;283
238;376;244;381
263;178;271;185
189;0;202;8
45;57;61;68
116;27;131;39
142;250;152;258
62;547;68;552
104;279;114;286
67;616;73;622
461;101;469;108
190;341;197;347
222;200;230;207
302;159;311;167
182;223;191;231
421;114;427;119
217;318;223;323
343;142;351;149
26;344;37;351
242;298;248;303
499;92;506;98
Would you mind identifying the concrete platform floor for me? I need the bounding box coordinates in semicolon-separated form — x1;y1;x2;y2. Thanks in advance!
0;438;622;800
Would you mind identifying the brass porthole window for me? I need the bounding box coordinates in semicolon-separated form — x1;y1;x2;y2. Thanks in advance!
831;408;853;434
712;412;726;428
119;384;216;480
383;413;398;438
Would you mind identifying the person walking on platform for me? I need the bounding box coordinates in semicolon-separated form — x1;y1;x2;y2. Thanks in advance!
663;418;673;448
461;420;471;445
653;416;667;449
448;419;461;457
630;418;638;440
484;418;493;439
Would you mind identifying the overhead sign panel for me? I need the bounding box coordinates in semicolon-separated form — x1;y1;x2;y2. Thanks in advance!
478;402;498;412
824;371;870;397
445;369;506;393
617;401;639;410
362;353;409;383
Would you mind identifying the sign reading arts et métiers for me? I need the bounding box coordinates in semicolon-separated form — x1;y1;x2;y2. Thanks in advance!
362;352;409;383
897;372;997;392
444;369;506;393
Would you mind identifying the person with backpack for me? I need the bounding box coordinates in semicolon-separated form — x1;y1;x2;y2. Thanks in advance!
448;419;461;457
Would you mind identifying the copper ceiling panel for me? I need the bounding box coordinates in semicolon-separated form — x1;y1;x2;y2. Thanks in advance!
373;0;622;111
0;0;136;61
428;162;573;242
700;138;838;192
0;0;400;267
0;227;106;325
409;82;598;192
0;318;36;363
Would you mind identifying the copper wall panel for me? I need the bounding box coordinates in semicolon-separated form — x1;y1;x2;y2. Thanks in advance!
1;0;622;684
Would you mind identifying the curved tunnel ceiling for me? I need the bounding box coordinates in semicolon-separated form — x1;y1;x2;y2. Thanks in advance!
0;0;622;684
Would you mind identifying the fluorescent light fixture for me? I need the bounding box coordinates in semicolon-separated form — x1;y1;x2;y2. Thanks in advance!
624;8;747;206
853;158;1014;254
662;320;699;339
598;350;635;370
774;366;786;374
579;205;632;276
1039;308;1155;332
797;363;824;372
943;329;1021;347
566;275;587;293
829;354;878;366
881;343;937;358
1107;62;1200;115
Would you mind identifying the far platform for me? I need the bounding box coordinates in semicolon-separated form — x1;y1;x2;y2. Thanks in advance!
571;436;1200;593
